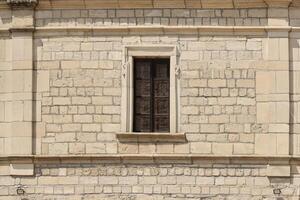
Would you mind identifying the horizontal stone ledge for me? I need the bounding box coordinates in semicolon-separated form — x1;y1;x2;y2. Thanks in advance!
34;0;295;9
1;26;299;35
116;132;187;143
0;154;296;165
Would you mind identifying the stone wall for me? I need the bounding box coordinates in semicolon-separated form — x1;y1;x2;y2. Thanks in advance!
35;34;263;156
0;0;300;199
0;162;299;199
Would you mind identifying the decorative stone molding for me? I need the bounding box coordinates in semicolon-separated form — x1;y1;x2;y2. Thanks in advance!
35;0;297;9
116;132;187;143
34;26;292;36
6;0;37;8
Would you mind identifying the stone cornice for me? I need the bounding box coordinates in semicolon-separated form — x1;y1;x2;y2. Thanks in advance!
1;26;299;35
0;154;296;165
34;0;298;9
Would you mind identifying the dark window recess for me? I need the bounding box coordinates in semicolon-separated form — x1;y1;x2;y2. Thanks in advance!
133;58;170;132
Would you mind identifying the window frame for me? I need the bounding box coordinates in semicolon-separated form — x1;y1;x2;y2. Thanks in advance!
121;45;180;133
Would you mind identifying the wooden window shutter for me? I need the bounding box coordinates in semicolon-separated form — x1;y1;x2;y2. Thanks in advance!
133;58;170;132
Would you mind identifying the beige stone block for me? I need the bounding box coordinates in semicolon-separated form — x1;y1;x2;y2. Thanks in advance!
196;177;214;185
10;163;34;176
56;133;76;142
118;143;138;154
256;71;276;94
38;61;60;69
212;143;233;155
156;144;175;153
106;142;117;154
11;122;32;137
269;124;289;133
257;102;276;123
11;32;33;70
174;143;189;154
0;138;4;155
208;79;226;88
139;144;156;154
9;137;32;155
255;134;276;155
233;143;254;155
86;143;106;154
201;124;219;133
277;134;289;155
61;61;80;69
226;41;245;50
81;61;98;69
102;124;120;132
0;164;9;175
0;102;5;122
39;176;78;185
69;143;85;154
267;165;290;177
276;71;289;93
53;97;71;105
236;80;254;88
268;38;279;61
279;38;289;61
276;102;289;123
36;70;50;92
49;143;68;155
190;142;211;154
268;18;289;26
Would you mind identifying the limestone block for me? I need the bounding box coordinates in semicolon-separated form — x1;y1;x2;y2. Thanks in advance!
190;142;211;154
11;32;33;70
118;143;138;154
256;71;276;94
267;165;290;177
86;143;106;154
277;134;289;155
69;143;85;154
61;61;80;69
226;41;245;50
255;134;276;155
11;122;32;137
267;38;279;61
212;143;233;155
10;163;33;176
268;18;289;26
208;79;226;88
49;143;68;155
275;71;289;93
233;143;254;155
9;136;32;155
196;177;214;185
36;70;50;92
257;102;276;123
268;8;288;17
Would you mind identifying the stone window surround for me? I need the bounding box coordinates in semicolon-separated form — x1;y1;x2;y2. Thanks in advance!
119;45;185;142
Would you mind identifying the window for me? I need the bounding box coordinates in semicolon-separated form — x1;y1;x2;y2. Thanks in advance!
120;45;180;134
133;58;170;132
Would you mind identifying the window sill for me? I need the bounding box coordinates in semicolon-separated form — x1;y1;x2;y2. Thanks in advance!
116;132;186;143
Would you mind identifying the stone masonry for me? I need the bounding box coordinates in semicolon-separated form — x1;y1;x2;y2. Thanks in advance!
0;0;300;199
